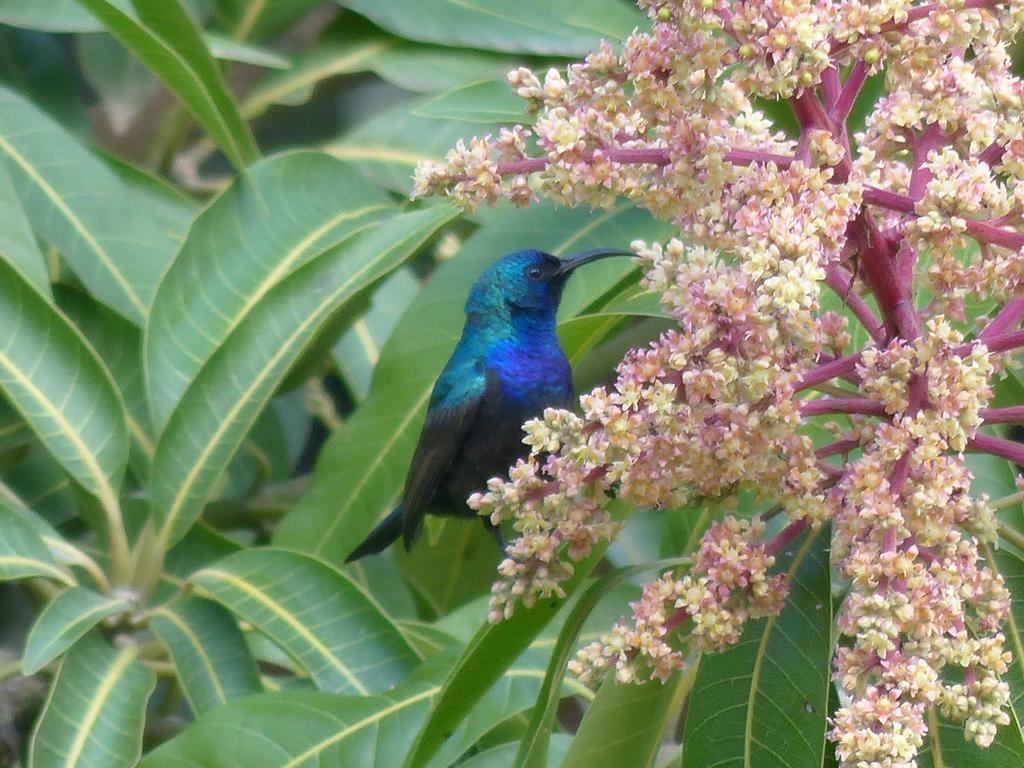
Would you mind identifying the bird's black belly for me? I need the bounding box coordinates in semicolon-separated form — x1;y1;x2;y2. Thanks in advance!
439;395;557;517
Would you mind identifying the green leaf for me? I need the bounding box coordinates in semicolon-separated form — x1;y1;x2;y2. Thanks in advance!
240;21;528;125
0;85;180;323
145;151;392;427
192;548;420;694
0;158;48;297
0;0;99;32
332;267;421;403
682;526;832;768
919;706;1024;768
28;632;156;768
560;674;683;768
516;558;691;768
0;259;129;513
332;0;645;55
424;640;595;768
0;503;74;585
150;204;454;546
204;31;291;69
216;0;322;42
994;545;1024;727
274;201;669;567
139;679;439;768
367;39;533;95
22;587;130;674
401;540;615;768
149;596;263;716
57;288;154;477
77;33;158;135
0;27;89;135
395;518;498;618
415;79;526;123
75;0;259;172
326;103;494;194
461;737;573;768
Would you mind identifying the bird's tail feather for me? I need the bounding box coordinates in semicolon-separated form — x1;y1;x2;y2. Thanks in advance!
345;507;404;563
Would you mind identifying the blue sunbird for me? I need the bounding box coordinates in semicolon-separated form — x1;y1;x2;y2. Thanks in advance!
345;247;630;563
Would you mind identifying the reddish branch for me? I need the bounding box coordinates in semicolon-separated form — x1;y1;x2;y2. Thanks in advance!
967;434;1024;467
801;398;887;418
980;406;1024;425
765;518;811;556
980;299;1024;341
825;264;886;342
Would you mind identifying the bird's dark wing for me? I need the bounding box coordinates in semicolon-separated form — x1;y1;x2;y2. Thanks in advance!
400;365;491;547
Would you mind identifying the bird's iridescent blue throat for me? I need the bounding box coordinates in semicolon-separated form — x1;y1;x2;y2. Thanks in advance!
344;246;632;563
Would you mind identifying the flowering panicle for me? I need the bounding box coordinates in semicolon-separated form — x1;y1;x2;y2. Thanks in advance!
570;518;785;684
417;0;1024;764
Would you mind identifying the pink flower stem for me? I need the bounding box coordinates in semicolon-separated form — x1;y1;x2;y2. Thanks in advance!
821;66;841;109
850;210;905;335
980;298;1024;340
888;451;913;497
825;264;886;342
908;123;945;199
967;433;1024;467
816;438;861;458
797;352;864;392
862;187;1024;250
863;186;916;214
964;328;1024;354
976;141;1005;167
765;518;810;557
830;60;868;123
981;406;1024;424
800;398;887;418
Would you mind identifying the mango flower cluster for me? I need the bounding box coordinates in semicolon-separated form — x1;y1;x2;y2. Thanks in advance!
415;0;1024;764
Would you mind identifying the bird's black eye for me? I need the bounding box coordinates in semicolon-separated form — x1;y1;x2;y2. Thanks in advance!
526;265;544;280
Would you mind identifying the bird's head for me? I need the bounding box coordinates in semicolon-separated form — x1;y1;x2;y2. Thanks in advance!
465;248;632;324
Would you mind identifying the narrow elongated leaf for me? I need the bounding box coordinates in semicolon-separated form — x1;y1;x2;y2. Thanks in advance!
217;0;322;42
326;104;493;194
0;503;74;585
415;79;525;123
402;540;616;768
75;0;259;172
0;159;48;297
0;85;179;323
682;526;832;768
22;587;130;674
516;558;691;768
138;681;439;768
333;0;644;55
58;288;154;476
332;267;420;402
240;23;525;126
994;546;1024;726
151;205;454;545
919;707;1024;768
192;548;420;694
150;596;262;715
424;640;595;768
0;259;128;511
145;152;393;425
461;737;573;768
29;632;155;768
204;32;290;69
0;0;99;32
275;202;670;566
561;673;683;768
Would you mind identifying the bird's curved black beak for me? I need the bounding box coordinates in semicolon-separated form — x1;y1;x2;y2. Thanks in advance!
556;247;633;277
